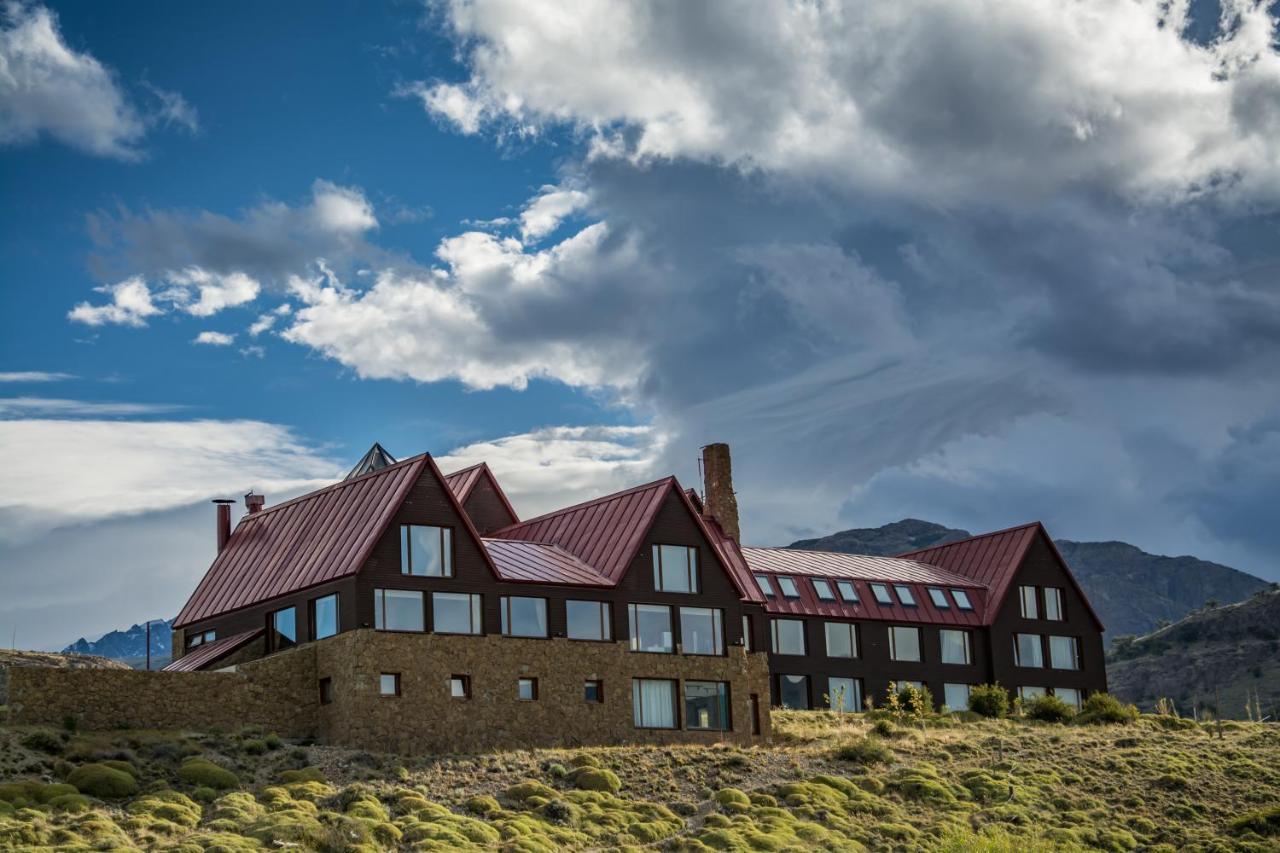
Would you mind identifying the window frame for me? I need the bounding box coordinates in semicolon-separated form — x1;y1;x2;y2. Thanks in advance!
888;625;923;662
836;580;859;602
450;674;471;699
951;589;974;610
628;603;675;653
565;599;613;642
684;680;731;731
826;677;862;712
894;585;917;607
1043;587;1065;621
926;587;950;609
431;591;483;635
318;677;333;705
1018;685;1047;700
939;628;971;665
399;523;454;577
754;574;776;598
943;682;971;713
652;544;700;594
309;592;339;641
870;583;894;605
517;677;539;701
1014;633;1045;668
741;614;753;652
379;672;401;697
632;678;679;729
268;605;297;652
1019;585;1039;619
812;579;836;601
499;595;549;639
770;618;807;656
777;674;810;710
776;576;800;599
373;588;425;633
678;606;725;656
1048;635;1080;670
823;621;858;659
584;679;604;703
1054;686;1082;710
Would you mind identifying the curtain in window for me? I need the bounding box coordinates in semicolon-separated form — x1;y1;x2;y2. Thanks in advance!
633;679;676;728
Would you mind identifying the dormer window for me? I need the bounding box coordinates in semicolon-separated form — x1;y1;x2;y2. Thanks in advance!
401;525;453;577
754;574;775;598
951;589;973;610
870;583;893;605
812;579;836;601
894;585;917;606
653;545;699;593
836;581;858;602
777;576;800;599
926;588;949;609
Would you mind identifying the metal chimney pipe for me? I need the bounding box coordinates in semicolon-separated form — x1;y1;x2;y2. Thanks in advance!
213;499;234;553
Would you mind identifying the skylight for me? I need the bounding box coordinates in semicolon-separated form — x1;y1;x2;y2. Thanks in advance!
951;589;973;610
870;583;893;605
894;585;917;606
836;580;858;602
927;587;950;608
754;574;775;597
812;579;836;601
777;576;800;598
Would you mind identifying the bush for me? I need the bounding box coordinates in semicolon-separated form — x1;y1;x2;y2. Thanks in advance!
21;730;65;755
1230;805;1280;837
834;737;893;765
68;763;139;799
569;767;621;793
968;684;1009;718
1076;693;1139;725
178;758;239;789
1024;694;1074;723
713;788;750;812
568;754;601;768
278;766;324;784
465;794;501;816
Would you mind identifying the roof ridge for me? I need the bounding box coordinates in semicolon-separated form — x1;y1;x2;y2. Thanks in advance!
239;453;429;521
444;461;485;478
491;476;676;534
897;520;1042;556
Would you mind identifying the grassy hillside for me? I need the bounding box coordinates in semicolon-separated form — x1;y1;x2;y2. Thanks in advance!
2;705;1277;850
1108;588;1280;721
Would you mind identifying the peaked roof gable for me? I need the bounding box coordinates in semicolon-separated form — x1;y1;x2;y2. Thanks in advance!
444;461;520;525
345;442;397;480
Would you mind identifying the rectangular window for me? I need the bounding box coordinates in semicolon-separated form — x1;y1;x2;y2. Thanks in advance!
400;524;452;577
894;585;917;606
318;677;333;705
943;683;971;712
827;677;862;712
812;579;836;601
777;674;810;710
754;574;775;598
1019;685;1047;700
770;618;806;655
310;593;339;640
1014;633;1045;668
187;630;216;650
1044;588;1064;621
871;583;893;605
927;587;950;609
432;592;482;635
517;677;538;701
896;679;925;692
1049;635;1080;670
685;681;731;731
585;680;603;703
1054;687;1082;710
741;614;752;652
824;621;857;658
951;589;973;610
566;600;612;641
628;604;674;653
653;544;699;593
889;625;922;662
450;675;470;699
679;607;724;655
1020;585;1039;619
777;576;800;598
379;673;400;697
632;678;677;728
269;606;297;651
836;580;859;602
939;629;971;665
500;596;548;638
374;589;424;632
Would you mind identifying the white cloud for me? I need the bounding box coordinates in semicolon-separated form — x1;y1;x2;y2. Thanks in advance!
520;185;590;241
402;80;488;134
247;313;275;336
0;371;75;382
0;397;185;417
193;330;234;346
67;276;162;326
309;179;378;234
146;84;199;134
162;267;260;317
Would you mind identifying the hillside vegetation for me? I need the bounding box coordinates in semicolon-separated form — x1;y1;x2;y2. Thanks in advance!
2;701;1277;851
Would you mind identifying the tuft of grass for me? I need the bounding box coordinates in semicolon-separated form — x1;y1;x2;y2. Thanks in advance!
833;736;893;764
1076;692;1140;725
67;763;138;799
178;758;238;790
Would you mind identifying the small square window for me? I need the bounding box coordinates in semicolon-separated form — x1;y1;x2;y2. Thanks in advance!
870;583;893;605
585;680;604;703
812;579;836;601
777;577;800;598
518;677;538;701
836;581;859;602
951;589;973;610
379;673;400;697
450;675;470;699
894;585;917;606
754;574;775;597
926;587;949;608
318;677;333;705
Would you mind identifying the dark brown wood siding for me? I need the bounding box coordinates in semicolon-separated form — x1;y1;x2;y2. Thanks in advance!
462;477;518;535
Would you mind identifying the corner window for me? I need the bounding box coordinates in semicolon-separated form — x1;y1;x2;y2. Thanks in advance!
566;600;612;641
432;592;482;635
812;579;836;601
517;677;538;701
870;583;893;605
1014;633;1045;668
679;607;724;655
1054;687;1082;710
318;677;333;705
633;678;677;728
1044;588;1064;621
400;524;452;577
754;574;775;598
311;593;339;640
269;606;297;651
653;544;699;593
1049;635;1080;670
584;680;604;703
450;675;470;699
685;681;730;731
379;673;401;697
628;604;674;653
926;588;949;609
836;580;859;602
500;596;548;638
374;589;424;632
939;629;971;665
827;677;861;712
894;585;917;606
770;618;806;655
824;622;857;658
777;576;800;599
1020;586;1039;619
889;625;922;662
943;683;971;712
951;589;973;610
777;674;810;709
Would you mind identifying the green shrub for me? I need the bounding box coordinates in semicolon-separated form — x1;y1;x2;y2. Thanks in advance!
1230;805;1280;837
568;754;601;768
969;684;1009;718
68;763;139;799
713;788;750;812
21;730;64;755
872;719;896;738
264;733;284;750
1024;694;1074;723
241;739;267;755
48;793;91;813
278;766;324;784
834;737;893;764
1076;693;1139;725
569;767;621;793
465;794;501;816
178;758;239;790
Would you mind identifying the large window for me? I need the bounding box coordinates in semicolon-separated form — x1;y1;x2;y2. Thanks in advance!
653;545;699;593
827;677;862;712
1055;687;1082;710
1044;588;1064;621
400;524;452;577
951;589;973;610
836;581;859;602
633;679;677;728
812;579;836;601
824;622;858;658
1014;633;1044;667
1020;585;1039;619
1018;685;1047;700
894;585;917;606
770;619;806;655
679;607;724;655
889;625;922;661
939;629;971;665
754;574;775;598
311;593;338;641
269;606;297;651
1049;635;1080;670
566;600;612;641
433;592;482;635
374;589;424;632
870;583;894;605
500;596;548;638
943;683;971;712
926;588;949;609
777;674;809;709
685;681;730;731
629;604;674;653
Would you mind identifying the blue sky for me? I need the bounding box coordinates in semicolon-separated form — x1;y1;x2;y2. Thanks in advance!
3;0;1280;649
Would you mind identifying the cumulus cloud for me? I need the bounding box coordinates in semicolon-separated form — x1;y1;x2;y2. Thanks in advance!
519;185;590;241
67;276;162;327
193;330;234;346
68;268;262;327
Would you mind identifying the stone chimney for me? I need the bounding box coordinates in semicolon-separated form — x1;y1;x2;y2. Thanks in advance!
244;491;265;515
701;442;741;545
213;499;234;552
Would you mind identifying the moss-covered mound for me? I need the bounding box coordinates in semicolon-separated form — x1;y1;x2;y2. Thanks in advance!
67;763;139;799
178;757;239;790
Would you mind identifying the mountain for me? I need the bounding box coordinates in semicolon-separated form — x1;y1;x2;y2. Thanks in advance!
787;520;1272;641
1107;588;1280;719
62;618;174;669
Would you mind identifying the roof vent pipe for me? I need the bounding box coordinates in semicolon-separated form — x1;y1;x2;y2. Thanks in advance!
701;442;741;545
244;492;265;515
213;499;234;553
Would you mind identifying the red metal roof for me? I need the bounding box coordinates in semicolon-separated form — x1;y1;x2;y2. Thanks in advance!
444;461;520;524
162;628;262;672
481;538;612;586
173;455;430;627
744;547;982;587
